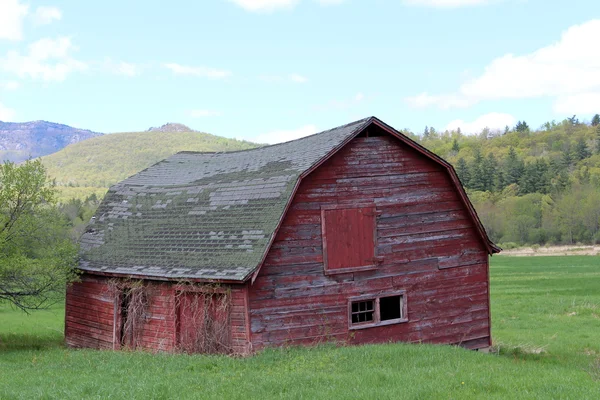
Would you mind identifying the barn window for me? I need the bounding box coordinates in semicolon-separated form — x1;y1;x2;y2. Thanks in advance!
321;204;380;275
349;292;407;329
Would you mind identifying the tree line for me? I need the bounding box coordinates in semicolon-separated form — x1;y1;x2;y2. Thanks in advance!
412;114;600;248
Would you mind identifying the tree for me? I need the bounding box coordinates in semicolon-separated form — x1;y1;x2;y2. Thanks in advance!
451;138;460;152
574;138;591;161
469;149;485;191
591;114;600;127
515;121;530;133
0;160;78;312
423;126;430;139
596;124;600;154
456;157;470;187
504;147;524;185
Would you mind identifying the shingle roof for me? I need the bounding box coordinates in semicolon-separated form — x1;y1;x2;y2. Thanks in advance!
79;117;373;281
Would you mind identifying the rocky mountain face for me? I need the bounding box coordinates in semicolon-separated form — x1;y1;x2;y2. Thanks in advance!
0;120;103;163
147;123;194;133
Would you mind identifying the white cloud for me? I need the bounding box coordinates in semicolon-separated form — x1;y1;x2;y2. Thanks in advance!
253;124;318;144
406;20;600;115
445;112;516;134
228;0;300;12
0;0;29;40
553;93;600;115
165;63;231;79
315;0;346;5
290;73;308;83
1;36;87;81
260;73;308;83
189;109;222;118
32;6;62;25
0;102;16;121
403;0;495;7
0;81;20;90
102;59;140;77
229;0;345;12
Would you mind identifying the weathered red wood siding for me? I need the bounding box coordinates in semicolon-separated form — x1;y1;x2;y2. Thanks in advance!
65;274;115;349
248;135;491;350
65;274;251;354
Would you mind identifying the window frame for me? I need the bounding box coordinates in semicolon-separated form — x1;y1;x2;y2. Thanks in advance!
321;203;382;275
348;291;408;330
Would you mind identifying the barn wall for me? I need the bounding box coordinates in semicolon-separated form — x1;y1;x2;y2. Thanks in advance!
248;135;491;350
65;274;116;349
65;274;250;354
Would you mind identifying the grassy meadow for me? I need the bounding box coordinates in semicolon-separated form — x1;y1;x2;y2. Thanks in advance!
1;256;599;399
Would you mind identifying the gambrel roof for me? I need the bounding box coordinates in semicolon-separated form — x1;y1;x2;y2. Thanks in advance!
79;117;499;282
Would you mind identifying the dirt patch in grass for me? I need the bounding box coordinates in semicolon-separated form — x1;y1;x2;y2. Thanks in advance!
500;245;600;257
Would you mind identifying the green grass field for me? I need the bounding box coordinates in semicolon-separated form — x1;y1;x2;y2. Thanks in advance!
1;256;599;399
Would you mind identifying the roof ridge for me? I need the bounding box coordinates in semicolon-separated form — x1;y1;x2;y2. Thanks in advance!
174;116;374;157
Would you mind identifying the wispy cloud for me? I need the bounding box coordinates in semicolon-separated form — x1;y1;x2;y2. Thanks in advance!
260;73;308;83
189;109;222;118
0;0;29;41
229;0;345;12
445;112;516;134
102;59;141;77
0;81;20;90
290;73;308;83
32;6;62;25
164;63;231;79
402;0;496;7
253;124;318;144
406;19;600;115
1;36;87;82
0;102;16;121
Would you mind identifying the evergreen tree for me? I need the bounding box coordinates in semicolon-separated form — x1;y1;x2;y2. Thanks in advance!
423;126;430;138
562;147;573;168
469;150;485;191
481;153;497;192
456;157;470;187
515;121;530;133
574;138;591;161
519;159;550;194
504;125;510;135
505;147;524;185
591;113;600;127
451;138;460;152
596;124;600;154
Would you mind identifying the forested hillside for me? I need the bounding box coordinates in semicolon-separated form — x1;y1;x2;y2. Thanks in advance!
410;114;600;247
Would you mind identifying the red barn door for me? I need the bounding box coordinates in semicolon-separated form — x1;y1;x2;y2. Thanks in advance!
176;292;231;354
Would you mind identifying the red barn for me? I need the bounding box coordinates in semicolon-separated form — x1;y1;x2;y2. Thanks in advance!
66;117;500;355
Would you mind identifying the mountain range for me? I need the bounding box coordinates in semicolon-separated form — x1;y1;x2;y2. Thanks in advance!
0;120;103;163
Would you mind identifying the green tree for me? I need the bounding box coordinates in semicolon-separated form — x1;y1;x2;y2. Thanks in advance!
574;138;591;161
591;113;600;127
469;150;485;191
0;160;78;312
596;124;600;154
481;153;497;192
451;138;460;152
456;157;470;186
515;121;530;133
504;147;524;185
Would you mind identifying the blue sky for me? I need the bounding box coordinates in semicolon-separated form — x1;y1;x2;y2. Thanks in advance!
1;0;599;143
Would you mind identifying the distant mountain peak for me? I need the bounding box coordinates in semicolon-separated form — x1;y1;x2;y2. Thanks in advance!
0;120;103;163
147;123;194;133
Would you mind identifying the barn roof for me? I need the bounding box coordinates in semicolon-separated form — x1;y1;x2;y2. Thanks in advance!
79;116;499;282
